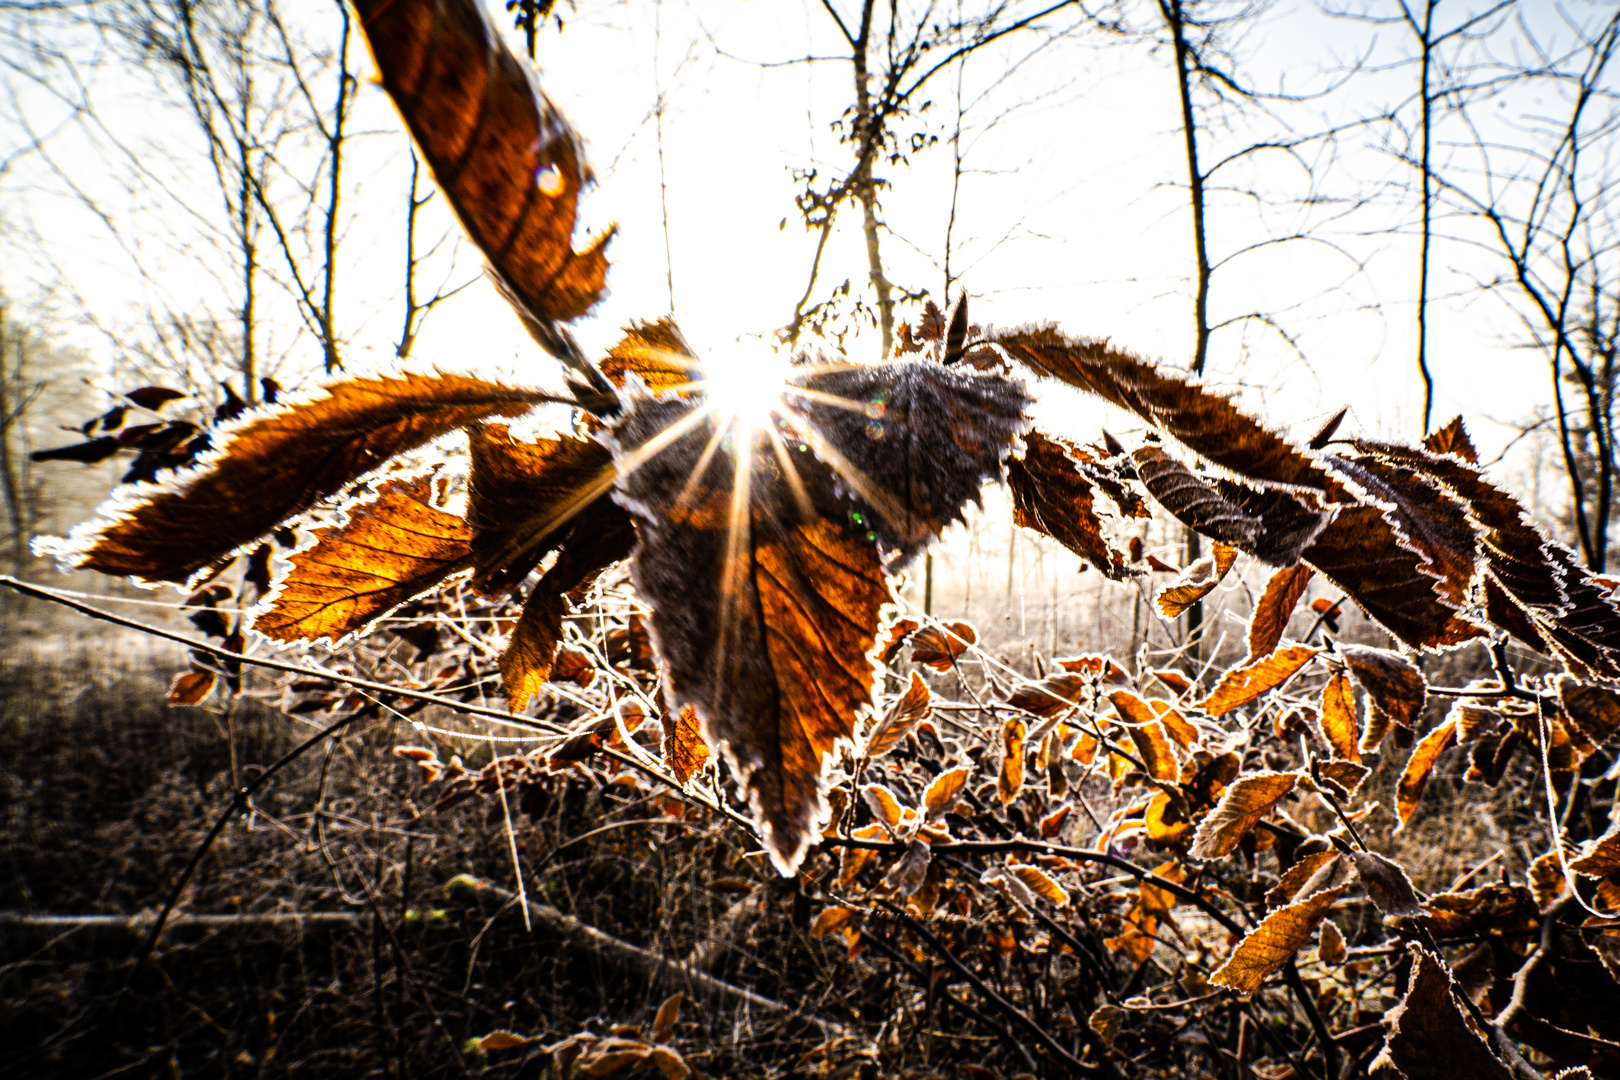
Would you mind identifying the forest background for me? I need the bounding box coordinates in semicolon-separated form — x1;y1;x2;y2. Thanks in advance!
1;0;1619;1078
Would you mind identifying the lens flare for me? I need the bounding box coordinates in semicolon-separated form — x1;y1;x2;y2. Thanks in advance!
699;341;793;430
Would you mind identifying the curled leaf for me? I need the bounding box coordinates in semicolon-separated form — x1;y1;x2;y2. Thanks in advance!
1006;864;1068;908
1007;430;1134;578
1570;823;1620;878
1155;543;1238;619
910;622;977;671
923;766;971;821
1339;644;1427;731
1132;446;1259;547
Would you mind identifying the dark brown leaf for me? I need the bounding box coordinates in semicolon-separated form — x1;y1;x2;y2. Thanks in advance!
355;0;610;354
910;622;977;671
61;375;549;584
1423;415;1478;462
31;436;123;464
1006;430;1135;579
1313;758;1369;800
1210;482;1338;568
126;386;187;410
610;392;895;874
784;360;1032;563
1155;542;1238;619
1351;851;1425;917
166;669;216;706
1131;446;1260;546
1368;945;1513;1080
551;646;597;688
877;618;920;664
1199;644;1318;717
1339;644;1427;730
1570;823;1620;878
866;671;932;758
1248;564;1313;661
1007;672;1090;718
1556;676;1620;745
1307;407;1347;450
991;327;1330;491
253;477;472;644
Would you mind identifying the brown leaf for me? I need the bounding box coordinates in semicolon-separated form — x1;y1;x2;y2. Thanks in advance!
1368;945;1513;1080
923;766;971;821
1006;864;1069;907
500;543;630;711
866;671;931;757
253;477;472;644
1006;430;1134;579
1339;644;1427;730
68;375;550;584
882;839;933;896
1189;771;1298;859
1008;672;1091;718
1040;804;1071;839
1396;718;1457;828
466;423;631;593
1350;851;1425;918
784;361;1032;563
355;0;610;355
1198;643;1318;717
910;622;977;671
660;705;709;787
1318;920;1347;965
1313;758;1370;800
600;318;698;395
810;907;855;938
1300;503;1486;651
166;669;216;706
1145;789;1191;843
611;392;898;875
1528;851;1566;910
1556;676;1620;745
1111;689;1198;753
1317;671;1360;763
649;993;682;1045
1248;564;1314;660
991;327;1330;491
1570;823;1620;878
1089;1004;1125;1048
863;784;906;832
1212;861;1351;993
878;618;920;664
551;646;597;688
1131;446;1260;547
1155;543;1238;619
1423;415;1479;463
998;716;1026;804
1113;700;1178;782
1268;850;1338;909
477;1030;537;1052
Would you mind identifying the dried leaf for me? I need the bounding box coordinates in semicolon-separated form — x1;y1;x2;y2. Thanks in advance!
253;477;472;644
1570;823;1620;878
1419;884;1540;938
1368;945;1513;1080
923;766;971;821
126;386;187;410
866;671;931;757
1307;407;1348;449
649;993;682;1045
1423;415;1479;463
551;646;597;688
1189;771;1298;860
910;622;977;671
1120;712;1178;782
882;839;933;896
1089;1004;1125;1048
1268;850;1338;909
601;318;698;395
1325;453;1479;610
863;784;906;832
1132;446;1260;547
1318;920;1347;965
660;705;709;787
991;327;1329;491
466;423;631;592
1008;672;1091;718
1040;804;1071;839
998;716;1026;804
166;669;216;706
1557;676;1620;745
784;361;1032;563
611;392;899;876
1007;864;1069;907
1396;718;1457;828
1339;644;1427;730
1351;851;1425;918
477;1030;537;1052
65;375;548;584
1313;759;1369;800
1317;671;1360;763
810;907;855;938
1006;430;1134;578
878;618;920;664
356;0;610;354
1155;543;1238;619
1199;643;1318;717
500;544;628;711
1145;789;1191;842
1528;851;1566;910
1248;564;1314;660
1212;866;1350;994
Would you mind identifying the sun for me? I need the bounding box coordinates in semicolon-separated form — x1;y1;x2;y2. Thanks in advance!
697;340;794;430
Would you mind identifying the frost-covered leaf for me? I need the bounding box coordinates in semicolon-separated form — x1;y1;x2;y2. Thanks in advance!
1156;543;1238;619
1368;945;1513;1080
1212;860;1351;994
1006;430;1134;578
910;622;976;671
1199;644;1318;717
1248;564;1314;660
1396;718;1457;828
1190;771;1298;859
866;671;932;757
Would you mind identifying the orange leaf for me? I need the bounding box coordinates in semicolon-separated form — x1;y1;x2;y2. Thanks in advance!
649;993;683;1045
877;618;920;664
1145;790;1190;843
1155;543;1238;619
910;621;977;671
659;705;709;787
476;1030;536;1052
68;375;549;584
1198;644;1318;717
551;646;597;688
253;477;471;644
1570;823;1620;878
866;671;931;758
1318;920;1347;965
355;0;610;354
1211;857;1351;993
1006;863;1069;908
166;669;216;706
1316;671;1360;763
1247;564;1313;661
1189;771;1298;859
810;907;855;938
1007;430;1134;579
1039;804;1071;839
1528;851;1566;909
1368;946;1513;1080
1312;759;1369;801
863;784;906;832
923;766;971;821
1395;718;1457;828
600;318;699;395
1339;644;1426;730
998;716;1026;804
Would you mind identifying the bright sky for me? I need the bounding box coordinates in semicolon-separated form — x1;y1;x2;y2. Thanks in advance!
2;0;1613;484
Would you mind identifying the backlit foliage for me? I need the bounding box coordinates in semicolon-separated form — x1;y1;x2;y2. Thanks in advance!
27;1;1620;1076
